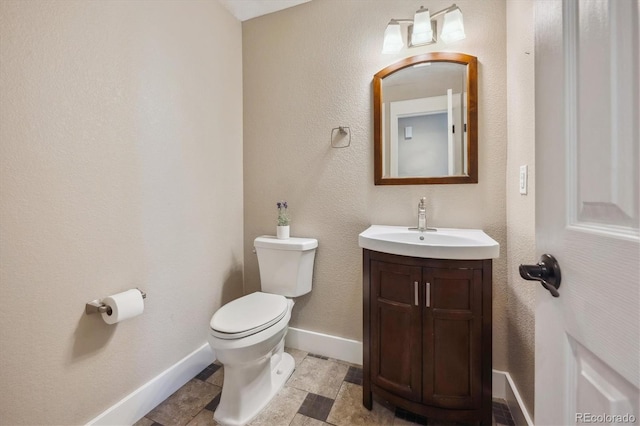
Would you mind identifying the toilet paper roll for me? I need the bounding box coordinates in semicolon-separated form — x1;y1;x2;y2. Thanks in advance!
101;289;144;325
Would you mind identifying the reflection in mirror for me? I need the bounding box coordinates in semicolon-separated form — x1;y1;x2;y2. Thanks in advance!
385;62;466;177
374;53;477;185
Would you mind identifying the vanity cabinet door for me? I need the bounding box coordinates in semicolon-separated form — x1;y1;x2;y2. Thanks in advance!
422;267;483;409
370;260;423;402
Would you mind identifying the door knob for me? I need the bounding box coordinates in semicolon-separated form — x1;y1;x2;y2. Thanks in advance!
519;254;561;297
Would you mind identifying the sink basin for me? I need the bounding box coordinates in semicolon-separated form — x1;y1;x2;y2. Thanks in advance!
358;225;499;260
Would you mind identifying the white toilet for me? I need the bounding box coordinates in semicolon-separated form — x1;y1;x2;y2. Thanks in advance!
207;235;318;426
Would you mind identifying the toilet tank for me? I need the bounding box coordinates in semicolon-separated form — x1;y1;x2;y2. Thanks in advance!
254;236;318;297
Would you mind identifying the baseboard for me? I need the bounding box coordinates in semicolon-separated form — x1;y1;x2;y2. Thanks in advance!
86;343;214;426
492;370;507;399
285;327;363;365
84;332;535;425
492;369;534;426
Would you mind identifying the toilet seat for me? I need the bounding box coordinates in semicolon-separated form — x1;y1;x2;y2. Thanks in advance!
210;292;288;340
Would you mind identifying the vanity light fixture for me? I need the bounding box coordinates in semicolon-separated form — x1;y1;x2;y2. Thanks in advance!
382;4;465;53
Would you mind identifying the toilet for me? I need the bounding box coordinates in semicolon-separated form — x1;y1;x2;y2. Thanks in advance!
207;235;318;426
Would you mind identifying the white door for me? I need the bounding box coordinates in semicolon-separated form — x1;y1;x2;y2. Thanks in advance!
534;1;639;425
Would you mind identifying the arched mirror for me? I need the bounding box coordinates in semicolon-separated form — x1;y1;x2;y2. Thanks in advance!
374;52;477;185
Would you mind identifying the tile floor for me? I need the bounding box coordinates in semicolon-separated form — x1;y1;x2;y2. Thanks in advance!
135;348;515;426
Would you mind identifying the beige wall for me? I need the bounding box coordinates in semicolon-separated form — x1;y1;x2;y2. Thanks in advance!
506;0;536;415
243;0;509;370
0;1;243;424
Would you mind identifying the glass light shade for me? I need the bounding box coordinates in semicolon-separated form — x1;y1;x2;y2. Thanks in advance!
441;7;466;43
411;28;434;45
413;7;432;34
411;8;433;45
382;21;404;53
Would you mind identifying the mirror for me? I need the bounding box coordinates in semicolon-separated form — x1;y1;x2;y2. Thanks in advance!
374;52;478;185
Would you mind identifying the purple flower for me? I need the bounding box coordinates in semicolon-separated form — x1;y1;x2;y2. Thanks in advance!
276;200;290;226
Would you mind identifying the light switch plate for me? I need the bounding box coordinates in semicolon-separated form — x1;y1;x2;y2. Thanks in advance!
519;165;528;195
404;126;412;140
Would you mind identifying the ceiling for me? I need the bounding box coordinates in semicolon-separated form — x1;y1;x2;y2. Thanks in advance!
218;0;312;22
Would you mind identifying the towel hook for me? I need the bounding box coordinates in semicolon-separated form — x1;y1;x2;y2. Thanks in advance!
331;126;351;148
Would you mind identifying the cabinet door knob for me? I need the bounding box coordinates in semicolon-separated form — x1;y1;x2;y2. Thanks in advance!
414;281;419;306
426;282;431;307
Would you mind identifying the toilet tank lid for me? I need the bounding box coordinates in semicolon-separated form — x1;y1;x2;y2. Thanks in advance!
254;236;318;251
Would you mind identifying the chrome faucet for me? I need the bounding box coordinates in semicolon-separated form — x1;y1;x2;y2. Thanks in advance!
418;197;427;231
408;197;436;232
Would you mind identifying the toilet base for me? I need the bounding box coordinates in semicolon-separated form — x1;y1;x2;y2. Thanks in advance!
213;345;295;426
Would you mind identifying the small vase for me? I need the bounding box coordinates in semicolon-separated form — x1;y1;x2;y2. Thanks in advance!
276;225;290;239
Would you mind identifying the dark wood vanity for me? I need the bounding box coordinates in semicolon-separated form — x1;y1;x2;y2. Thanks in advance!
362;249;493;425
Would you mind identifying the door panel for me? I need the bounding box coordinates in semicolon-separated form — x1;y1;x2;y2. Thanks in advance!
370;260;422;402
535;0;639;424
570;0;639;234
433;318;472;397
572;339;639;422
423;268;482;409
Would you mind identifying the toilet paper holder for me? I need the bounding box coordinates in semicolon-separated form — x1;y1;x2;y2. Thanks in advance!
85;289;146;315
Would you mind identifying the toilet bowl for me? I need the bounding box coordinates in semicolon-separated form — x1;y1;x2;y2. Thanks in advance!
208;293;295;426
207;236;318;426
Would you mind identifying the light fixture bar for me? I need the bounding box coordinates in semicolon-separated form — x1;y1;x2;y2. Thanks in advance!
386;3;460;24
391;18;415;24
429;3;459;20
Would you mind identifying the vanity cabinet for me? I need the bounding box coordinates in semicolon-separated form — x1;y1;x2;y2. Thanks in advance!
363;249;492;425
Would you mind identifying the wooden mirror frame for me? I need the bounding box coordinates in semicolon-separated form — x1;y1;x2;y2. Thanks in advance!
373;52;478;185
